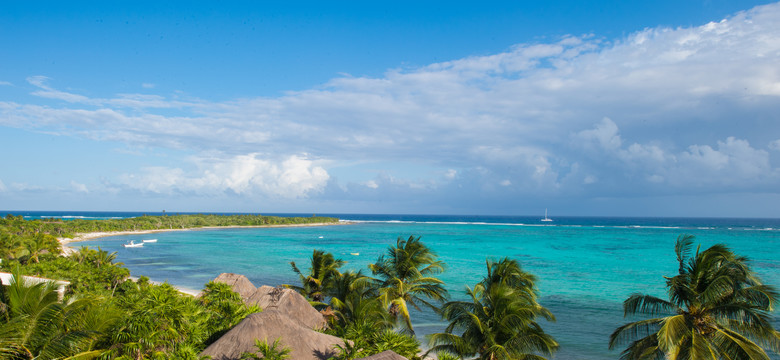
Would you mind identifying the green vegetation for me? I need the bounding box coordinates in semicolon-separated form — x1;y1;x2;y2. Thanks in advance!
0;213;303;359
0;213;339;242
0;266;119;359
609;234;780;359
240;338;292;360
369;235;449;334
3;213;776;360
428;258;558;360
287;249;346;305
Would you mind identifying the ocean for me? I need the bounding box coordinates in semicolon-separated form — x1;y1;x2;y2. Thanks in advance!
8;211;780;359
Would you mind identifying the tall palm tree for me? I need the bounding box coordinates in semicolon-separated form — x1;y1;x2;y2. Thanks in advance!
328;270;391;334
369;235;448;334
609;234;780;359
286;249;345;305
429;258;558;360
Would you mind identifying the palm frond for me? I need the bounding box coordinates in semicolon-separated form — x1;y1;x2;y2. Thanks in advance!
623;294;677;316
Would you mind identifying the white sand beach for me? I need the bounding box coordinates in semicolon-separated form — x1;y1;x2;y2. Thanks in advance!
56;221;350;296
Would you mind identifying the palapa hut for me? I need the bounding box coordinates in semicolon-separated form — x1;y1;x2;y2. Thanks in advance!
356;350;408;360
246;285;327;329
213;273;257;300
200;310;343;360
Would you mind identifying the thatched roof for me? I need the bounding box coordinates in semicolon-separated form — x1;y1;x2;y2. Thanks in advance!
213;273;257;301
246;285;326;329
200;310;343;360
356;350;409;360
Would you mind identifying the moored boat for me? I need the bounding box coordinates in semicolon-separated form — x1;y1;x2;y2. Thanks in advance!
122;240;144;248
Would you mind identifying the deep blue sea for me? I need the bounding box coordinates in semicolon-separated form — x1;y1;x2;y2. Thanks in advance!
7;211;780;359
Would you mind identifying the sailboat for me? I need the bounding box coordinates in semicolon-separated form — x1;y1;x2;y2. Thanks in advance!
541;208;553;222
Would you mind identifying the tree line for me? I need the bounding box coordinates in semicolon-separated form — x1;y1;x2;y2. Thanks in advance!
0;213;339;265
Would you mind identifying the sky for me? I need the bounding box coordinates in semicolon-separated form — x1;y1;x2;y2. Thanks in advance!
1;1;780;217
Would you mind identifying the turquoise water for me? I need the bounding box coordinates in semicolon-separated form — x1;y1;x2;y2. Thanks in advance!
57;214;780;359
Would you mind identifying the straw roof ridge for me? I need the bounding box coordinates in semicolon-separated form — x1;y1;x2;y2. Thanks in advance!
200;310;343;360
246;285;326;330
213;273;257;301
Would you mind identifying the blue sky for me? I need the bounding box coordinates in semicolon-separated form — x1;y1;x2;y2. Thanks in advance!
1;1;780;217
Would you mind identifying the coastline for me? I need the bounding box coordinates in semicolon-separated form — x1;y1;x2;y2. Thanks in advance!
57;221;349;297
128;275;202;297
58;221;350;250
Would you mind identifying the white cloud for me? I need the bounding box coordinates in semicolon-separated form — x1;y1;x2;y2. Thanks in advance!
676;137;772;186
70;181;89;193
365;180;379;189
0;179;6;192
3;2;780;206
142;83;156;89
10;182;44;192
574;118;622;151
118;154;329;198
444;169;457;180
0;81;11;86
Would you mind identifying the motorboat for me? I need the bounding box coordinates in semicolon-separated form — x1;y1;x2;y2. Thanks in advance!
122;241;144;248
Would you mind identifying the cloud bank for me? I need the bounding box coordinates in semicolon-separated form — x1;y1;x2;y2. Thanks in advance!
2;2;780;214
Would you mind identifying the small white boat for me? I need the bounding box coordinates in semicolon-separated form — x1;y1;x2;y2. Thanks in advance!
142;239;158;243
350;252;360;256
122;241;144;248
541;208;553;222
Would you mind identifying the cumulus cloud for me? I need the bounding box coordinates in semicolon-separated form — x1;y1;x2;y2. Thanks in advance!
118;154;329;198
2;2;780;208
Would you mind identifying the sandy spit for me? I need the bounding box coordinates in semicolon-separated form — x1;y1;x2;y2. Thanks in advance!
58;221;351;249
56;221;351;296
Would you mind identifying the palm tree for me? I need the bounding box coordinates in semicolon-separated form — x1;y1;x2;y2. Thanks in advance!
609;234;780;359
241;338;292;360
369;235;448;334
23;233;60;264
200;281;260;345
328;270;392;335
0;230;26;261
108;281;208;359
286;249;345;305
0;266;119;359
429;258;558;360
92;246;121;268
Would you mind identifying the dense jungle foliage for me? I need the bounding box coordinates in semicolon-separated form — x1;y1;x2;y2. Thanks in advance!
0;213;339;239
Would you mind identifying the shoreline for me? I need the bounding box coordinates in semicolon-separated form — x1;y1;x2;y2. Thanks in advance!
128;275;203;297
58;221;350;249
57;221;350;296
